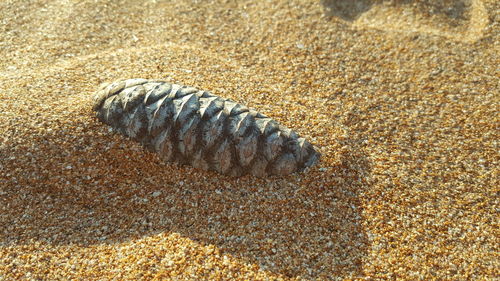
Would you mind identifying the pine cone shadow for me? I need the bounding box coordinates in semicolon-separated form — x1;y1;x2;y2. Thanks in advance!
0;116;370;279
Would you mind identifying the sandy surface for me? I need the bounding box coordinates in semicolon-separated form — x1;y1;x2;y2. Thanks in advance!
0;0;498;280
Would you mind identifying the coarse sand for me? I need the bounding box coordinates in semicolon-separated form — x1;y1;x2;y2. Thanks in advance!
0;0;498;280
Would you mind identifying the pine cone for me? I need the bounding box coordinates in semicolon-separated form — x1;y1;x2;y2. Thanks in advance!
92;78;320;177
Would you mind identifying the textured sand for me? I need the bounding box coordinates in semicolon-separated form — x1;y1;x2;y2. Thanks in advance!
0;0;498;280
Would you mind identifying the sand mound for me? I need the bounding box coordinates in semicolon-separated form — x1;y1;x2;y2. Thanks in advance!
322;0;489;42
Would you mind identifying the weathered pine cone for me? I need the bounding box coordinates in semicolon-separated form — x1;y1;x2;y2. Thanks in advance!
92;78;320;177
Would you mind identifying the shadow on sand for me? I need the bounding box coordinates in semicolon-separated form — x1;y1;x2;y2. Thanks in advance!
0;113;371;279
321;0;471;22
321;0;374;21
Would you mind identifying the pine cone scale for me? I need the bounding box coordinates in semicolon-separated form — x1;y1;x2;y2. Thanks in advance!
144;83;172;105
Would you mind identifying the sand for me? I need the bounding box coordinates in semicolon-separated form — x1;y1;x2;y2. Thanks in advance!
0;0;498;280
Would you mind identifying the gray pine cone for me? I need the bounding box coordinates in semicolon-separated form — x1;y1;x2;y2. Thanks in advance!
92;78;320;177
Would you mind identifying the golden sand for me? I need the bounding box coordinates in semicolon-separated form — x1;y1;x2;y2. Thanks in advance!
0;0;498;279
